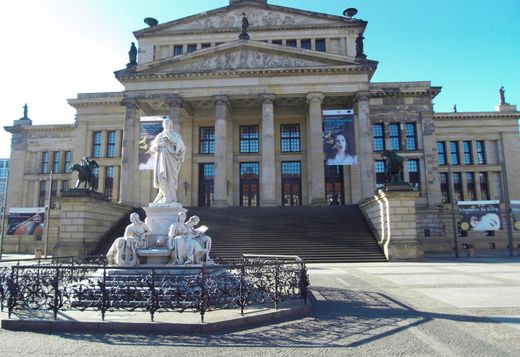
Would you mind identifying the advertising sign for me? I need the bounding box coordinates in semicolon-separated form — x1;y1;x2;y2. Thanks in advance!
511;200;520;230
7;207;45;239
139;116;165;170
322;109;357;166
458;200;501;231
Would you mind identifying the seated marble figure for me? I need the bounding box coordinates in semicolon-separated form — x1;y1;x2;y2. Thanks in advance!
167;212;208;265
107;213;151;266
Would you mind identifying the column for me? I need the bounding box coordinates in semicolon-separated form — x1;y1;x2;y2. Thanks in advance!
306;92;326;205
119;99;138;205
420;111;443;206
261;94;276;206
355;91;375;199
166;95;183;134
213;96;229;207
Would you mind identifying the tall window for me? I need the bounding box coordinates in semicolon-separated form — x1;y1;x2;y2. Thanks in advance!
389;123;401;150
50;180;58;209
239;125;259;153
199;127;215;154
105;166;114;200
301;39;311;49
466;172;476;200
271;40;282;45
52;152;61;173
64;151;72;173
240;162;260;207
41;152;49;174
453;172;463;201
286;39;297;47
408;159;420;191
174;45;183;56
450;141;459;165
39;181;46;207
187;44;197;53
201;43;211;49
440;172;449;203
437;142;446;165
280;124;301;152
405;123;417;150
315;38;326;52
281;161;302;206
106;130;116;158
375;160;386;189
463;141;473;165
92;131;102;158
479;172;489;200
476;141;486;164
199;163;215;207
373;124;385;152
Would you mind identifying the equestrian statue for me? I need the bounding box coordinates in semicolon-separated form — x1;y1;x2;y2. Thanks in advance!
382;150;404;185
71;157;99;190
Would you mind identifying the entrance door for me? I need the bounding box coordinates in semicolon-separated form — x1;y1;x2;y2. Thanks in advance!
240;162;259;207
198;163;214;207
281;161;302;206
325;165;345;204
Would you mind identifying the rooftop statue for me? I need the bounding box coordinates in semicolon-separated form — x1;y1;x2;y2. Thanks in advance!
239;13;250;40
128;42;137;66
499;86;506;105
356;33;366;59
71;157;99;190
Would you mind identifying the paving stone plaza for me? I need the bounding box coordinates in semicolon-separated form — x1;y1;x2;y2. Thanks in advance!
1;256;519;356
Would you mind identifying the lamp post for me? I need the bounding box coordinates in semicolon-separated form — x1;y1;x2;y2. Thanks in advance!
44;171;53;258
448;164;459;258
0;166;9;261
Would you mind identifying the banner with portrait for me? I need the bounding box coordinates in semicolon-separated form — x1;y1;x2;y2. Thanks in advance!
322;109;357;166
458;200;501;232
139;116;165;170
7;207;45;240
511;200;520;230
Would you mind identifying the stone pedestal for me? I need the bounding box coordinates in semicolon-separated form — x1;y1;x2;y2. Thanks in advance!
143;204;187;246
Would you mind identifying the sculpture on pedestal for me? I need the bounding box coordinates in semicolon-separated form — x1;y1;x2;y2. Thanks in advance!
167;212;208;265
382;150;404;185
71;157;99;190
499;86;507;105
150;117;186;204
107;213;151;266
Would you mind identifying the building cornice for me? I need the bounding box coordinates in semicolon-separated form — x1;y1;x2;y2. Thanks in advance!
435;112;520;120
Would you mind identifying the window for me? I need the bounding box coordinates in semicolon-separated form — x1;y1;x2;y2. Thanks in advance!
450;141;459;165
240;162;260;207
92;131;102;158
466;172;476;200
271;40;282;45
52;152;61;173
479;172;489;200
61;180;69;194
476;141;486;164
187;44;197;53
437;142;446;165
39;181;46;207
91;166;99;190
405;123;417;150
50;180;58;209
105;166;114;200
174;45;183;56
199;127;215;154
440;172;449;203
375;160;386;189
201;43;211;49
408;159;420;191
453;172;463;201
281;161;302;206
199;163;214;207
64;151;72;173
389;123;401;150
239;125;259;153
373;124;385;152
301;39;311;49
463;141;473;165
280;124;301;152
41;152;49;174
286;39;297;47
315;38;326;52
106;131;116;158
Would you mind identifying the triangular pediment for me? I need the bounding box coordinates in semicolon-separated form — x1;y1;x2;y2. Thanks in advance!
136;3;357;36
132;41;363;76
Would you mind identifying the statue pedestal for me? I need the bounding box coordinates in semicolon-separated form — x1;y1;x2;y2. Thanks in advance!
143;204;187;246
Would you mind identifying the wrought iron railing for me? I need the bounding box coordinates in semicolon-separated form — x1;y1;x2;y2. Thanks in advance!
0;255;308;322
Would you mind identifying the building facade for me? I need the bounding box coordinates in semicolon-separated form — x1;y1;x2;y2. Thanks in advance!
3;0;520;255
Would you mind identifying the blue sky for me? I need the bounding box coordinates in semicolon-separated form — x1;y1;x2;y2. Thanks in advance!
1;0;519;158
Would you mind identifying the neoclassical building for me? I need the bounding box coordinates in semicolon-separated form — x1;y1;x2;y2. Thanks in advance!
3;0;520;256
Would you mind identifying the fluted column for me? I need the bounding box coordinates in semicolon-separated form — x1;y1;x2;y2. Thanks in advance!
261;94;276;206
119;98;138;204
213;96;229;207
355;91;375;199
166;95;183;134
306;92;326;205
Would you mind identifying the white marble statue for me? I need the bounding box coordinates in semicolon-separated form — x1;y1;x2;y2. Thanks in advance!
186;215;214;264
107;213;151;266
150;116;186;204
167;212;207;265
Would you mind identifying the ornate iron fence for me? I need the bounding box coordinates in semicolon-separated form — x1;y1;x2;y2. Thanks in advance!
0;255;308;322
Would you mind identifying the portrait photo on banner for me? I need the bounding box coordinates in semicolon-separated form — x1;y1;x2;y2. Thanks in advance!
139;116;166;170
458;200;501;232
7;207;45;240
322;109;357;166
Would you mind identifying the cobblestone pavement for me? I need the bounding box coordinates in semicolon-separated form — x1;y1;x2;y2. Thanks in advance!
1;257;519;356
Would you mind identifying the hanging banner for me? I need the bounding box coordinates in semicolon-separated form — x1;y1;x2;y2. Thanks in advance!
139;116;165;170
322;109;357;166
511;200;520;230
7;207;45;239
458;200;501;231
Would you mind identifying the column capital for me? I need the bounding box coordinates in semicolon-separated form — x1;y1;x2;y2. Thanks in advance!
121;98;138;110
260;94;276;105
354;90;371;103
213;95;230;107
306;92;324;104
165;95;183;108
